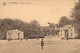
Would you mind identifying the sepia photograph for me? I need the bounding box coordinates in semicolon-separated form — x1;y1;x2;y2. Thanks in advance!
0;0;80;53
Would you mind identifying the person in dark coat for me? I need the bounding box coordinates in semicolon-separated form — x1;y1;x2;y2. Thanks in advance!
10;38;11;41
26;37;27;41
41;39;44;50
21;38;23;41
8;38;9;41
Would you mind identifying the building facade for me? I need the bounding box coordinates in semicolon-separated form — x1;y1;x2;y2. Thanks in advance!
59;25;78;39
6;29;24;40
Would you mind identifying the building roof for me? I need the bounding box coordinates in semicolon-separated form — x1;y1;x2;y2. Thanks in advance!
7;29;23;33
59;25;73;30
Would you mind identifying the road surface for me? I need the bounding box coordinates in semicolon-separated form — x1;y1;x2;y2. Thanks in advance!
0;39;80;53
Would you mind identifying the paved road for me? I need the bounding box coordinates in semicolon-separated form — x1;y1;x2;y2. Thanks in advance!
0;39;80;53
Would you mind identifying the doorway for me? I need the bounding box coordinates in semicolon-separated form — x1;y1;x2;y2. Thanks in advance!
65;30;69;39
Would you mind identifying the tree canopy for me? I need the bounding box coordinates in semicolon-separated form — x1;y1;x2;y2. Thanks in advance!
71;0;80;22
58;16;73;27
0;18;45;39
70;0;80;37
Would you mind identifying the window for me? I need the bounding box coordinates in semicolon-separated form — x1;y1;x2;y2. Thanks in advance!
8;33;11;36
8;33;11;39
71;33;73;36
61;33;62;35
61;30;62;32
18;33;20;36
18;33;20;39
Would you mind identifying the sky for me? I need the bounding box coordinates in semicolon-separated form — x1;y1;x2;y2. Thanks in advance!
0;0;78;26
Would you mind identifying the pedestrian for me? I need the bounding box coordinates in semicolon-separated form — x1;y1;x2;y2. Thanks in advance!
66;33;69;41
26;37;27;41
21;38;23;41
41;39;44;50
8;38;9;41
10;38;11;41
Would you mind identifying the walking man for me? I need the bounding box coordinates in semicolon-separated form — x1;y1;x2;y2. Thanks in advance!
26;37;27;41
41;39;44;50
21;38;23;41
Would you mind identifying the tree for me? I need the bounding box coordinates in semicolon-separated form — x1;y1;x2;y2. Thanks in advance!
28;20;44;38
0;18;16;39
58;16;73;27
41;26;50;36
70;0;80;37
71;0;80;22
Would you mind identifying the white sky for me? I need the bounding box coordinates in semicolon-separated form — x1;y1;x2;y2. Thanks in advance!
0;0;78;26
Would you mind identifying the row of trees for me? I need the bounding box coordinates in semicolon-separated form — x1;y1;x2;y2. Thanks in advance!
0;18;58;39
0;19;44;39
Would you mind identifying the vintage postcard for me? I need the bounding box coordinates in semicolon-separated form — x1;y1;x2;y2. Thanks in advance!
0;0;80;53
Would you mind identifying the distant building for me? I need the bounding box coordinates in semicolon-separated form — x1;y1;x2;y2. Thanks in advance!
59;25;78;39
6;29;24;40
